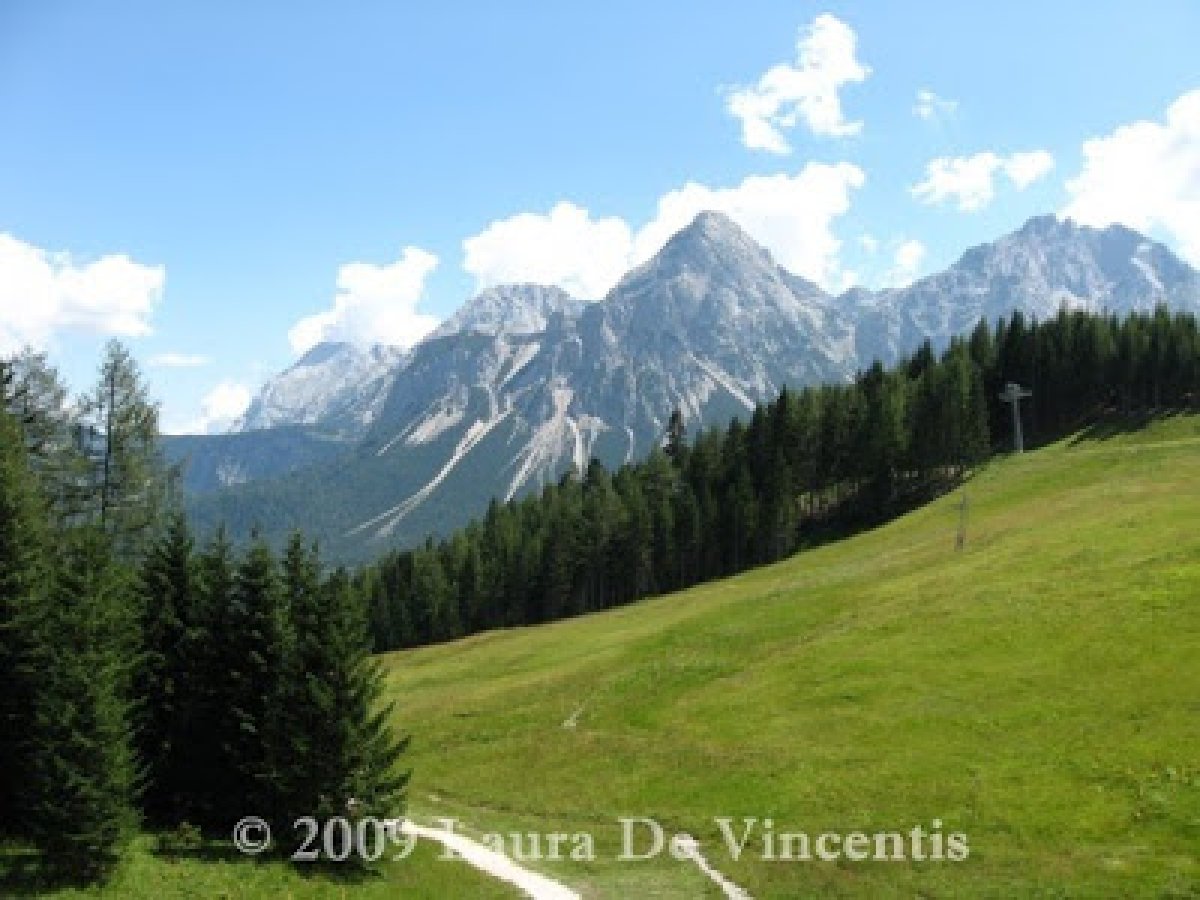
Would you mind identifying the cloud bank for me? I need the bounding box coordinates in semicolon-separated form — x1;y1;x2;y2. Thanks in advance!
1064;89;1200;265
288;246;440;354
0;233;164;354
911;150;1054;211
461;162;866;300
463;202;634;301
171;380;252;435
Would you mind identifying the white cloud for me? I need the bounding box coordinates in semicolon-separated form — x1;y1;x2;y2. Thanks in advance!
856;235;928;289
458;163;866;299
1064;89;1200;265
895;239;925;271
911;153;1001;211
149;352;209;368
864;236;926;289
170;380;252;435
911;149;1055;211
287;246;440;355
633;162;867;290
882;238;927;288
1004;150;1055;189
463;202;634;301
0;232;164;354
913;88;958;122
726;13;870;153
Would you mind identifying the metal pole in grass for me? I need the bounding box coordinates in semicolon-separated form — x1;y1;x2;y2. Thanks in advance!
956;492;969;551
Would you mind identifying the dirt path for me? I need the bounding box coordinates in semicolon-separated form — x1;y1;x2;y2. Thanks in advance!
398;818;581;900
671;834;754;900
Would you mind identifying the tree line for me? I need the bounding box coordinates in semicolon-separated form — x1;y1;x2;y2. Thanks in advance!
356;306;1200;651
0;342;406;885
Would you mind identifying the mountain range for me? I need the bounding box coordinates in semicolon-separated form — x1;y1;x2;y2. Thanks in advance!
167;212;1200;561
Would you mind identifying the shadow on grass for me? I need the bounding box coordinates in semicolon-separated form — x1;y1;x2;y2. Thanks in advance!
793;470;970;554
1067;408;1199;446
0;845;120;896
1068;410;1159;444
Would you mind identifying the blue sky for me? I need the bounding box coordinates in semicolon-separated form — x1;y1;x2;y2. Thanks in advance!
1;1;1198;432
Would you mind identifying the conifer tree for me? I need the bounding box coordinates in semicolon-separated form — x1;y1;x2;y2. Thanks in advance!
134;513;197;826
277;531;323;824
190;527;241;831
81;340;173;561
456;539;485;631
1;349;89;525
409;543;450;642
224;535;288;829
22;530;138;880
664;407;688;463
281;544;409;825
0;408;47;836
581;460;620;609
949;345;991;469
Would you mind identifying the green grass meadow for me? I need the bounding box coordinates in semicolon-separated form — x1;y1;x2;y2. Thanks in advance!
383;416;1200;898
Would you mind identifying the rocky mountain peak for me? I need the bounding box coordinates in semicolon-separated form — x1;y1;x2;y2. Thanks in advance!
234;340;405;437
651;210;774;275
429;283;584;340
294;340;354;367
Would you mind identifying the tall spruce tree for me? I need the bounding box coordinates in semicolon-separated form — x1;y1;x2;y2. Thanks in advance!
277;532;324;823
224;535;289;830
190;527;242;831
318;567;410;818
0;408;47;837
664;408;687;463
134;513;197;826
22;529;138;880
277;537;409;828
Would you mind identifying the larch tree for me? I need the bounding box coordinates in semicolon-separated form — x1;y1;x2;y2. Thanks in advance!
81;340;173;561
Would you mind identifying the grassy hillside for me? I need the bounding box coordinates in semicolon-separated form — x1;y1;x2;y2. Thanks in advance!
381;415;1200;898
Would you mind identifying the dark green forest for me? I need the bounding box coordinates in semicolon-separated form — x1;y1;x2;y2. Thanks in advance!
354;307;1200;651
0;343;406;887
